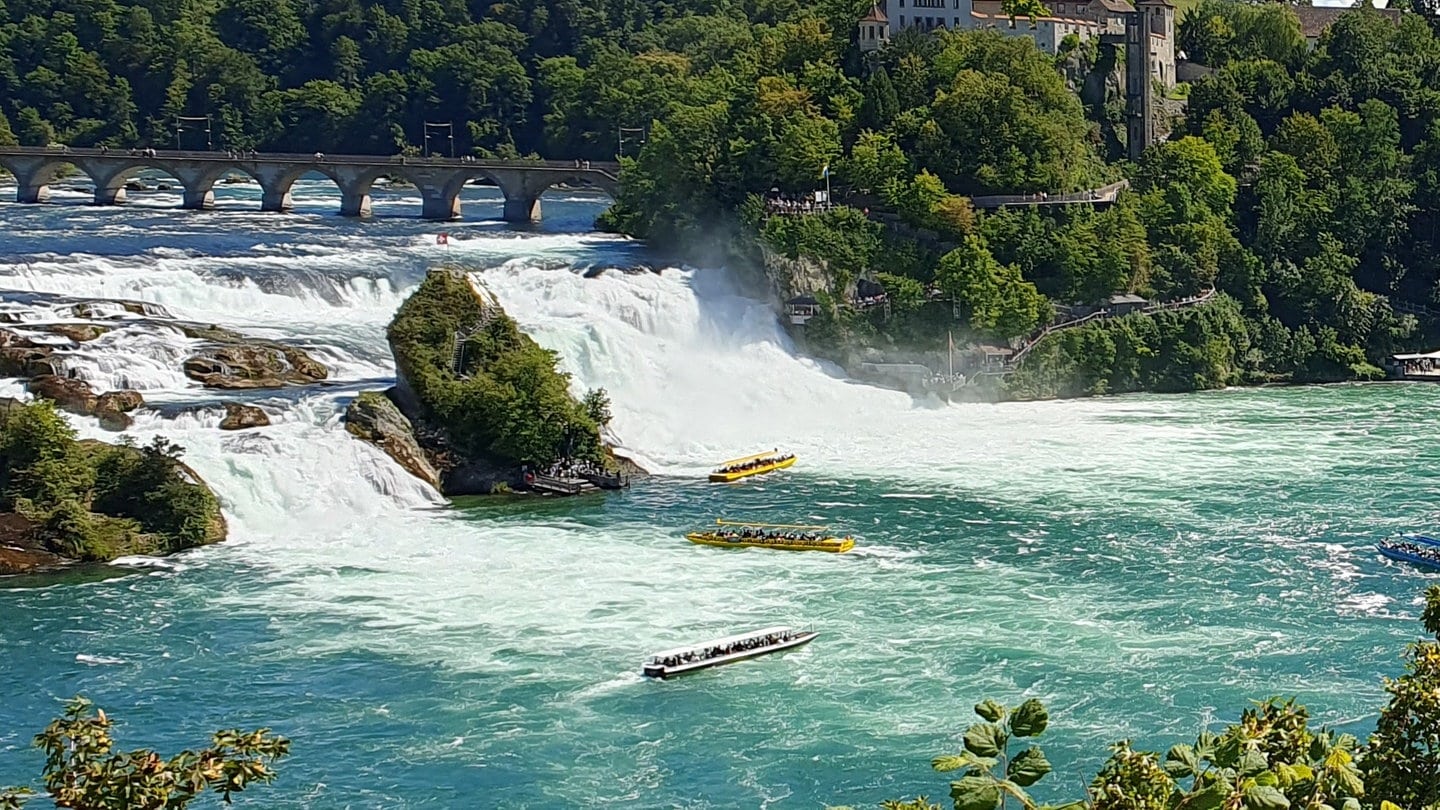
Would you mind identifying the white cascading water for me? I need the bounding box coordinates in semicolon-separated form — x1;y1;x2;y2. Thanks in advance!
0;227;1329;525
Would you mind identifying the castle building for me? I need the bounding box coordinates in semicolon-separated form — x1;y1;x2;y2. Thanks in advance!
864;0;1175;88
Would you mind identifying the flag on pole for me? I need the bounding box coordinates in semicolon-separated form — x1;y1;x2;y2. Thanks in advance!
821;164;829;179
436;233;449;245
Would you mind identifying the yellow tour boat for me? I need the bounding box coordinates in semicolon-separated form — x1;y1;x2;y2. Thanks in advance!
708;449;796;483
686;520;855;553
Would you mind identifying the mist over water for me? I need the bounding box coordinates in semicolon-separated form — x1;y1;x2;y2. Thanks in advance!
0;182;1436;807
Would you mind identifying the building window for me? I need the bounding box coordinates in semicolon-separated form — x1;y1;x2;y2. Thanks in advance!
1058;3;1064;11
900;14;905;25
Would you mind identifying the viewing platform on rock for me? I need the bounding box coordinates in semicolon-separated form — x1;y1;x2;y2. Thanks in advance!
969;180;1129;210
523;460;630;496
0;145;619;222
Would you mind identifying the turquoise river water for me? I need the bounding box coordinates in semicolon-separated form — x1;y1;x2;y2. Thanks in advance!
0;178;1437;808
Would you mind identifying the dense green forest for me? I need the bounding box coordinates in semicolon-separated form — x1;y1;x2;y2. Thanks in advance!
4;0;1440;394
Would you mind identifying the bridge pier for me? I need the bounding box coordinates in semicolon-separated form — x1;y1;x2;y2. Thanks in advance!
182;187;215;210
73;159;133;207
0;155;63;205
502;195;542;223
490;168;552;224
416;174;461;221
261;187;294;213
329;167;377;218
17;181;50;205
340;191;372;218
93;186;125;205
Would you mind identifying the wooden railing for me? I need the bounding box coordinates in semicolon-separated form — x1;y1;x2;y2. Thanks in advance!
993;287;1219;376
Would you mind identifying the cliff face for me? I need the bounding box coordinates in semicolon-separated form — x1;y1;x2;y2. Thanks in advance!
347;268;635;496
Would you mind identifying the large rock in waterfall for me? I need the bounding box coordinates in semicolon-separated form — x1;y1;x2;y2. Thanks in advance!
27;375;99;415
343;391;442;490
183;343;329;389
95;390;145;432
219;402;271;431
344;268;643;496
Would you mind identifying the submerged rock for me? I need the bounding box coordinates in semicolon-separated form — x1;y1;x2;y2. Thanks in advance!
219;403;270;431
344;391;441;490
95;410;132;432
96;390;143;413
41;323;112;342
0;347;59;378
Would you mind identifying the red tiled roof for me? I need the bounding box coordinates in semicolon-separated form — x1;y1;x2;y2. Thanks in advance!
860;2;889;22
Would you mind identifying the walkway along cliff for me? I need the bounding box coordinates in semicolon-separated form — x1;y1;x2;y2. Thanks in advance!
345;268;642;496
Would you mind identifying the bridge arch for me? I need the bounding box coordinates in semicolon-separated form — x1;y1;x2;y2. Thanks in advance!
433;167;618;223
0;154;77;204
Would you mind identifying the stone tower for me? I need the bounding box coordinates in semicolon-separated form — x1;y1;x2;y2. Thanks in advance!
1138;0;1176;90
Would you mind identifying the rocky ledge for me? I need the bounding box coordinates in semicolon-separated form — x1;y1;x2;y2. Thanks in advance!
180;325;328;390
345;268;644;496
0;295;329;433
0;400;226;575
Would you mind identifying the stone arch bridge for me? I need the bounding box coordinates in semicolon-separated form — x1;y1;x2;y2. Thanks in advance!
0;146;620;222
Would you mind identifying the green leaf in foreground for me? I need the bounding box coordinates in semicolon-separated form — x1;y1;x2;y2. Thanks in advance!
950;775;1001;810
1007;747;1053;787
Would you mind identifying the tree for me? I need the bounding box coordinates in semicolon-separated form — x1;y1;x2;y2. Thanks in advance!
1364;584;1440;809
937;236;1050;339
0;109;18;146
582;388;613;426
12;107;54;146
844;130;910;194
858;67;900;131
1001;0;1050;21
0;696;289;809
1133;136;1236;225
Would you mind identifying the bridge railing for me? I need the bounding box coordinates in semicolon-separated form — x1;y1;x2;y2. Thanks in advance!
0;145;619;173
990;287;1219;376
970;180;1130;209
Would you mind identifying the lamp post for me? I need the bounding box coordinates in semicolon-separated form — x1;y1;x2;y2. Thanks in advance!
423;122;455;159
618;126;646;159
174;115;213;151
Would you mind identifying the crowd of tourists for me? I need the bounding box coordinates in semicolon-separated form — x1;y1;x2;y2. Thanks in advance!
542;458;607;480
764;196;829;216
1382;539;1440;565
713;527;832;546
654;630;799;668
716;453;793;475
1399;357;1440;376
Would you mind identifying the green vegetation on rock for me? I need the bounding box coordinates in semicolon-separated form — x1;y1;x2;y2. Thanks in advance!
387;269;604;470
0;401;224;573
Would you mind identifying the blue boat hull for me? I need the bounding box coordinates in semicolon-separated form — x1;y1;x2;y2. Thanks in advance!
1378;545;1440;570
